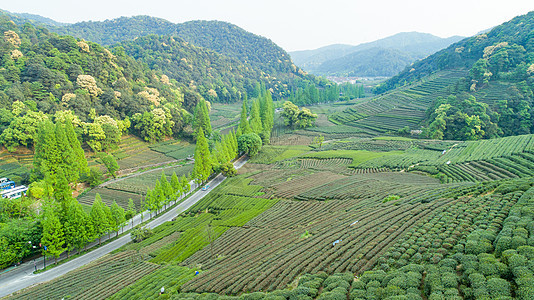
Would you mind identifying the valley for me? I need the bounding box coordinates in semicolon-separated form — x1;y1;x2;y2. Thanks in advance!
1;5;534;300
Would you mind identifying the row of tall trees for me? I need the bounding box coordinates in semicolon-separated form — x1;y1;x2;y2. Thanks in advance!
41;194;132;264
143;171;191;217
191;88;274;185
287;82;365;106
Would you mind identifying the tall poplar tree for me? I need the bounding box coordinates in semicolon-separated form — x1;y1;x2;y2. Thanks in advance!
181;175;191;194
249;99;263;134
64;200;88;257
41;203;65;264
63;118;88;179
170;171;181;198
193;99;212;137
260;91;274;134
238;101;251;135
90;194;110;245
193;127;213;184
55;121;76;182
110;200;126;237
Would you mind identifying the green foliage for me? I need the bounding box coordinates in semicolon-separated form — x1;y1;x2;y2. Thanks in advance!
193;127;213;184
237;133;263;157
280;101;317;129
220;162;237;177
41;201;65;263
83;166;103;187
131;226;154;243
97;152;119;178
90;194;111;243
193;99;212;137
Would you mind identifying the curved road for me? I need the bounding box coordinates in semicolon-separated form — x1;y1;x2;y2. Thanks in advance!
0;156;248;298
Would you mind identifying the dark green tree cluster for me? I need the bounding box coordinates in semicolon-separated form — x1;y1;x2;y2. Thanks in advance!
280;100;318;129
32;118;88;200
193;99;212;137
211;130;239;175
41;193;127;265
422;93;532;140
117;35;256;103
144;171;190;217
234;88;275;157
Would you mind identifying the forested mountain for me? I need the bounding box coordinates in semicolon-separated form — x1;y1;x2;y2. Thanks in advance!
315;47;416;77
370;11;534;140
116;35;260;104
10;15;313;101
290;32;464;77
0;16;198;151
0;9;66;27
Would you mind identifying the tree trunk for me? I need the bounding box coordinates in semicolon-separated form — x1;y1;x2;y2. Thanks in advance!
99;237;101;245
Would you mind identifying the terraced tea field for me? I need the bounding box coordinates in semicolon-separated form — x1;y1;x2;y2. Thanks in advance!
329;70;467;134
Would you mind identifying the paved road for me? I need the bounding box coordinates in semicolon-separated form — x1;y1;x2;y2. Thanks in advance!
0;156;248;298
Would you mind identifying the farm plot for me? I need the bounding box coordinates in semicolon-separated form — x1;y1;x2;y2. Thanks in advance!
317;137;414;152
78;187;143;210
149;140;195;160
9;251;159;300
268;171;347;199
112;174;280;266
78;163;193;209
294;172;441;201
109;266;198;299
249;145;311;164
303;149;403;168
95;135;184;172
180;195;453;294
375;191;521;270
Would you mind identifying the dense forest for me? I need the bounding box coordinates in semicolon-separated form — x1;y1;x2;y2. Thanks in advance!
3;14;318;101
0;17;202;153
117;35;268;103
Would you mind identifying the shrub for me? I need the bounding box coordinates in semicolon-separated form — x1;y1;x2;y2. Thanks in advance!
486;277;511;298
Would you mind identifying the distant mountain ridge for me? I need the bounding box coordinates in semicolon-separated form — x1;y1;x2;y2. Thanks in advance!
290;32;464;77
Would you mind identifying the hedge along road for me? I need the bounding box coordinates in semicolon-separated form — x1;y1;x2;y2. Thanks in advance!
0;156;248;298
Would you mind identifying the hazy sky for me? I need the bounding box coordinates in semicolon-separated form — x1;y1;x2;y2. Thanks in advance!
2;0;534;51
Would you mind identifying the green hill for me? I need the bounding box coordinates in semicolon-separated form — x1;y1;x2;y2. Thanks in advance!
376;11;534;93
31;16;313;101
330;12;534;140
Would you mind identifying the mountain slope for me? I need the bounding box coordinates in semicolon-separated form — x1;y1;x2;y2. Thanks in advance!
0;9;66;27
290;32;464;77
376;11;534;92
38;16;310;100
315;47;416;77
331;11;534;140
117;34;261;103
